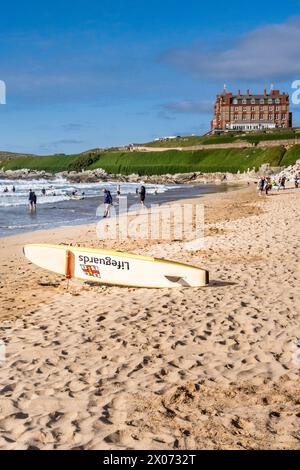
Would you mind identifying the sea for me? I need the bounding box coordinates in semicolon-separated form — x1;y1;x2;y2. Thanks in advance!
0;177;233;237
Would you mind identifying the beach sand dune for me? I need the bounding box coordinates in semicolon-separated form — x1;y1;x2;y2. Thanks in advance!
0;187;299;449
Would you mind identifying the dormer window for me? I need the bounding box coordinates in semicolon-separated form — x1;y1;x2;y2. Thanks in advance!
251;99;256;104
233;99;238;104
260;99;265;104
268;99;273;104
242;99;247;104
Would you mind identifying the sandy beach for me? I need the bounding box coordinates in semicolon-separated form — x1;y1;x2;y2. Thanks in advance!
0;185;299;450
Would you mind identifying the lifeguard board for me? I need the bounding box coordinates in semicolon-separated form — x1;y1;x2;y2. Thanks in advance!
23;244;209;288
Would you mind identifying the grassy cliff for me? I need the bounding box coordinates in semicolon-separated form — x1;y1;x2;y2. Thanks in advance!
1;129;299;175
0;145;293;175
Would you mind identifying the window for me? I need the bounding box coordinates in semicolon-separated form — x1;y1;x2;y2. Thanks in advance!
268;114;273;120
243;107;247;112
275;98;280;104
260;106;264;111
251;99;256;104
260;113;264;120
235;107;238;111
251;106;255;111
233;99;238;104
234;114;238;120
242;114;246;120
275;114;279;120
242;99;247;104
275;106;279;111
268;99;273;104
260;99;265;104
251;114;255;120
282;114;286;119
269;106;273;111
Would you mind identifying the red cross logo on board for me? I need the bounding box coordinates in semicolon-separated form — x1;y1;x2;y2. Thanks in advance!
80;264;101;278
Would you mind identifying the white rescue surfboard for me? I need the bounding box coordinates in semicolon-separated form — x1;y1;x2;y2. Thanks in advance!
23;244;209;288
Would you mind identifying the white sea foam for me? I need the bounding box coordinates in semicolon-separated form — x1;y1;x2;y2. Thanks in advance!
0;178;172;207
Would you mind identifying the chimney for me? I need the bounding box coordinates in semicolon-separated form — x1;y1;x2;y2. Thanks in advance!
246;89;250;96
238;89;241;96
264;88;267;97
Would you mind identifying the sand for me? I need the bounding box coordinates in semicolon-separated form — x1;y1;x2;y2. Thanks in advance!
0;185;299;450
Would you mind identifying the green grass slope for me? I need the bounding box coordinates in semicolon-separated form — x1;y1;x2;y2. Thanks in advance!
144;129;299;147
280;144;300;167
1;146;289;175
0;154;76;173
88;147;285;174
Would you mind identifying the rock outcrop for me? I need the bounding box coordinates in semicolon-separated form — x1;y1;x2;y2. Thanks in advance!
274;159;300;180
0;169;53;180
2;163;296;184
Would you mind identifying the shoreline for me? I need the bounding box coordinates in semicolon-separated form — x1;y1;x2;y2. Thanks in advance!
0;185;299;449
0;182;251;244
0;181;242;238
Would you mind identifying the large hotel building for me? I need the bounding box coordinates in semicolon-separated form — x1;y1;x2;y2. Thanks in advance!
211;87;292;132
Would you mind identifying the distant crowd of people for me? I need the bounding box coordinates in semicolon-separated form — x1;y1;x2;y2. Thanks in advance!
257;175;299;196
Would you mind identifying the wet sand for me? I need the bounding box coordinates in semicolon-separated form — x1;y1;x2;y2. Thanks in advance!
0;185;299;449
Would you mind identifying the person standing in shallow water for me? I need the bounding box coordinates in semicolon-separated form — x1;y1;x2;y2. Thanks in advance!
103;188;113;218
32;192;37;211
139;185;146;206
28;189;35;211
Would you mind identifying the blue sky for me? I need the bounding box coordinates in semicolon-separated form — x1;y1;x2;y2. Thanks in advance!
1;0;300;154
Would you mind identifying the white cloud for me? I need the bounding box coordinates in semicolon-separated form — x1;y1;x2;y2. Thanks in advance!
163;17;300;81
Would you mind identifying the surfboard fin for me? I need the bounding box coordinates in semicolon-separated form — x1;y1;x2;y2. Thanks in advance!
165;275;182;283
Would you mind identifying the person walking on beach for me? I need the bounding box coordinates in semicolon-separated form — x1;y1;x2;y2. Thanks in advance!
265;177;272;195
294;176;299;189
257;177;265;196
103;188;113;218
280;176;286;190
117;184;121;197
139;185;146;206
12;185;16;193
